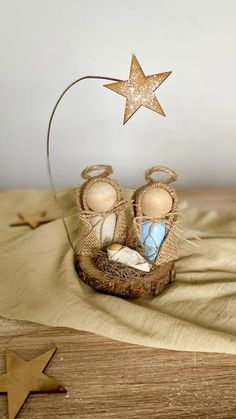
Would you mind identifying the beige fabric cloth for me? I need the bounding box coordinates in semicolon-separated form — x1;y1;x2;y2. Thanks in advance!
0;188;236;354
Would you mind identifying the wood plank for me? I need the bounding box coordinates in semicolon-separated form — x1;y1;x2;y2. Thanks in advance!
0;319;236;418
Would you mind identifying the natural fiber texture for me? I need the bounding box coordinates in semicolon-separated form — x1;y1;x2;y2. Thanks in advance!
76;175;128;255
81;164;113;180
1;188;236;354
95;250;147;279
127;182;179;266
145;165;177;184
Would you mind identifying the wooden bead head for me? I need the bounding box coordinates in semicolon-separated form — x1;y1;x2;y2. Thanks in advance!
80;164;120;212
134;165;178;219
141;187;173;218
86;181;117;212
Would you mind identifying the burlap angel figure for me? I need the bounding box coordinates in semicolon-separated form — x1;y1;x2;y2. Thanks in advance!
127;165;179;266
76;164;128;256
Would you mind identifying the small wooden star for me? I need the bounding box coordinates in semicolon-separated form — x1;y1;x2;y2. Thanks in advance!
10;211;54;229
104;55;171;124
0;347;66;419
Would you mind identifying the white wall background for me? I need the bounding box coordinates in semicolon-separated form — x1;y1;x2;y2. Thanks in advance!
1;0;236;189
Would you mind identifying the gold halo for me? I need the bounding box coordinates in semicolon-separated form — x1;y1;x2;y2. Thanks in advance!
145;165;177;185
81;164;113;180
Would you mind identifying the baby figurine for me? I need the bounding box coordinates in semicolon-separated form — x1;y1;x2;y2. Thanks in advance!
127;165;179;266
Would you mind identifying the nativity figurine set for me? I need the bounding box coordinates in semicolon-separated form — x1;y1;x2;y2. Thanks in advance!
46;55;180;298
75;163;179;298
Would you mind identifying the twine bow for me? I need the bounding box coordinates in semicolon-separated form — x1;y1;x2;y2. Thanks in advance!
133;211;200;253
79;199;130;245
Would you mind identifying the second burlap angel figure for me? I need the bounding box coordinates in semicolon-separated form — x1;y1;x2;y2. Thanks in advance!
75;164;179;298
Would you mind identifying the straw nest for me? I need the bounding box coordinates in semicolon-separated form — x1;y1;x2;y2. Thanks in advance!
75;252;175;299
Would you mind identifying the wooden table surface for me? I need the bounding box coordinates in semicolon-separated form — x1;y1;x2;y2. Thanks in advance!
0;187;236;419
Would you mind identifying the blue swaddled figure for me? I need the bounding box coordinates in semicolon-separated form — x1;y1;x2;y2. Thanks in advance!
141;221;166;261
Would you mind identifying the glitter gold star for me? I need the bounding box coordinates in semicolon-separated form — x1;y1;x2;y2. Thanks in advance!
104;55;171;124
0;348;66;419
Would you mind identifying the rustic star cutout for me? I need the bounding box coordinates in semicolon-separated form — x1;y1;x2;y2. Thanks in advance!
10;211;54;229
0;347;66;419
104;55;171;124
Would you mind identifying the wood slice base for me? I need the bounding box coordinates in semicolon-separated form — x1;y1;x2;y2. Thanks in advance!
75;255;175;299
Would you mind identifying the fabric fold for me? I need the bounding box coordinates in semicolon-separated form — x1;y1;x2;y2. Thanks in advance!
0;188;236;354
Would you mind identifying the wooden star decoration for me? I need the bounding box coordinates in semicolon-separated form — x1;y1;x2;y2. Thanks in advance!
0;347;66;419
104;55;171;124
10;211;54;229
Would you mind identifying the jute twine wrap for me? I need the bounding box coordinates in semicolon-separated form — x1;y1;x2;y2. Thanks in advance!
81;164;113;180
76;165;128;256
126;166;179;266
145;165;177;185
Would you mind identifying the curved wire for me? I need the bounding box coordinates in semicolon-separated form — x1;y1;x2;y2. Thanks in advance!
46;75;122;252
